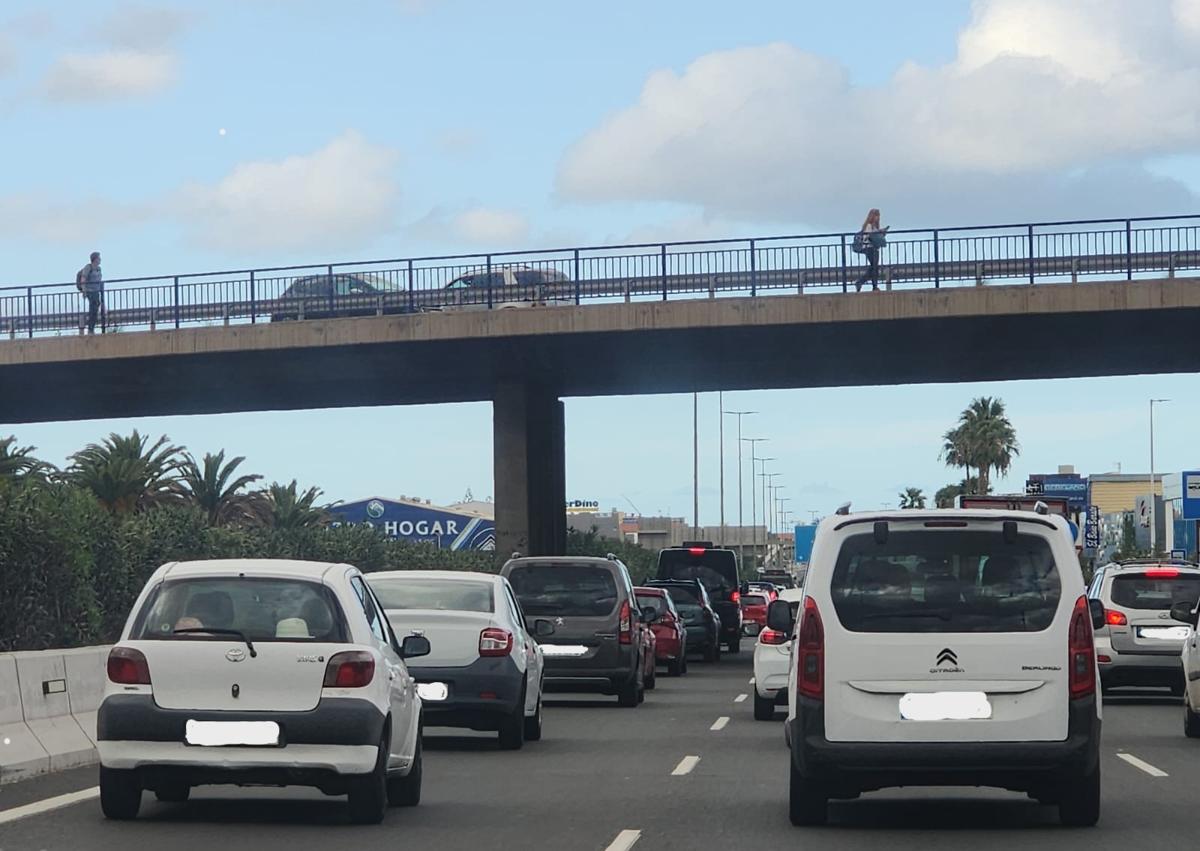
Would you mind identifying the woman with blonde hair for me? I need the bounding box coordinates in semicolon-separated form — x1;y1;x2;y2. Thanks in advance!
852;209;889;291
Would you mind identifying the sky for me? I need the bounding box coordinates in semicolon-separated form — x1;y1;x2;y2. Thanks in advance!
2;0;1200;524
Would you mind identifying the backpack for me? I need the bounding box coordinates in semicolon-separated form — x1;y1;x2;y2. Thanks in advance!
851;232;869;254
75;265;88;292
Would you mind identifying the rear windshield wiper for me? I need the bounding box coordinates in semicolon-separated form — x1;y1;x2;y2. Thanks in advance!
173;627;257;657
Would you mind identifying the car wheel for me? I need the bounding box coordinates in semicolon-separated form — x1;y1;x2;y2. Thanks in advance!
754;691;776;721
617;676;640;707
154;783;190;803
498;686;527;750
667;657;683;677
347;732;389;824
1058;763;1100;827
728;637;742;654
386;730;422;807
788;760;828;826
1185;702;1200;738
100;766;142;820
703;642;718;664
524;686;544;742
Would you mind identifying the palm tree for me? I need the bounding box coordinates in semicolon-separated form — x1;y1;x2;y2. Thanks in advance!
67;431;184;513
264;480;331;529
959;397;1020;494
179;450;266;526
898;487;926;509
940;425;973;490
0;437;53;483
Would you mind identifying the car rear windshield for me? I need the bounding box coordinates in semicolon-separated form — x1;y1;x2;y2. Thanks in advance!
134;577;346;642
742;595;767;607
657;549;738;596
636;594;668;614
508;564;618;617
829;529;1062;633
368;578;494;613
1110;573;1200;610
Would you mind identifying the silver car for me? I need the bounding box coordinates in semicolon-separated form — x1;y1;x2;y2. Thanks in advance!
1089;559;1200;695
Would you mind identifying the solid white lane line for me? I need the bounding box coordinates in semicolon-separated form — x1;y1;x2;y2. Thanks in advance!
710;716;730;731
0;787;99;825
1116;752;1168;777
604;829;642;851
671;755;701;776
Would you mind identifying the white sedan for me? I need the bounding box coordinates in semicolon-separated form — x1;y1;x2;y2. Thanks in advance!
98;559;428;823
367;570;553;750
1174;601;1200;736
752;587;805;721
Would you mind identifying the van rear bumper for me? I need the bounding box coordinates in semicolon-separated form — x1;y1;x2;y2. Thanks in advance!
788;694;1101;797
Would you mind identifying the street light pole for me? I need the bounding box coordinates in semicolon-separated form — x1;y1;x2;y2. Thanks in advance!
1150;398;1170;554
718;392;724;547
741;437;768;571
760;471;780;570
753;456;775;572
728;412;757;566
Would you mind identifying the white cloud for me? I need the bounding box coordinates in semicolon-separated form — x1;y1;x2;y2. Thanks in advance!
558;0;1200;227
43;50;177;101
175;130;401;252
0;194;149;243
452;207;530;244
100;4;192;50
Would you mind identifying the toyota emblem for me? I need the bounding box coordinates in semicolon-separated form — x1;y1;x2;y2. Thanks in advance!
226;648;247;662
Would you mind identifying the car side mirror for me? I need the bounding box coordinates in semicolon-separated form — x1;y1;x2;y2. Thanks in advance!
532;619;556;638
400;635;431;659
641;607;660;624
1088;598;1106;631
766;599;794;633
1169;601;1197;626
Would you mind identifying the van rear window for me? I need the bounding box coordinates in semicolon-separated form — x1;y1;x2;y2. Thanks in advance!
829;529;1061;633
508;564;618;617
657;549;738;595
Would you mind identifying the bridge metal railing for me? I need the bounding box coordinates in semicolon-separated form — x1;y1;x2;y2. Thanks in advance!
0;214;1196;339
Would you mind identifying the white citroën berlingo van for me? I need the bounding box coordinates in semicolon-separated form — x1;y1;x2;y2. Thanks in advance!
770;509;1103;827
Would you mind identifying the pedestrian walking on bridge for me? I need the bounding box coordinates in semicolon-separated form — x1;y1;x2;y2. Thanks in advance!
852;209;888;292
76;251;104;334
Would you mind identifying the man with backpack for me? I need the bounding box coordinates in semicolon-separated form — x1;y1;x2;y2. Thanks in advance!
76;251;104;334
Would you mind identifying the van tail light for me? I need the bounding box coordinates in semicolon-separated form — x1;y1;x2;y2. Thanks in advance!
479;628;514;657
759;628;789;646
107;647;151;685
1105;609;1127;626
795;597;825;700
1068;595;1096;699
323;650;376;688
730;590;741;604
1145;568;1180;578
618;601;632;644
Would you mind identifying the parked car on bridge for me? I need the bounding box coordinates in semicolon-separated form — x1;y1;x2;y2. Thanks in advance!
441;265;571;310
752;587;804;720
366;570;554;750
97;559;429;823
635;585;688;676
502;555;650;707
656;542;743;652
644;578;721;663
270;272;415;322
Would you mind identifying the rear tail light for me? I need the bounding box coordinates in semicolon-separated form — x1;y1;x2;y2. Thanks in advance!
323;650;376;688
729;590;741;604
618;601;632;644
107;647;151;685
687;547;706;555
795;597;825;700
1105;609;1127;626
1068;595;1096;699
759;628;789;646
1145;568;1180;578
479;628;514;657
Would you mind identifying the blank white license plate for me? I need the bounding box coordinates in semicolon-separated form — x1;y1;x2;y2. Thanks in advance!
899;691;991;721
540;644;590;657
416;682;449;701
1140;627;1190;640
185;720;280;747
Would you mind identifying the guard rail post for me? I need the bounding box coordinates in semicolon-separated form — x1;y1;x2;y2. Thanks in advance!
1125;219;1133;280
932;230;940;289
573;248;581;305
25;287;33;338
750;239;757;296
173;276;180;328
407;259;415;313
327;264;335;314
1027;225;1035;285
249;270;256;323
486;256;493;309
661;244;668;301
840;235;848;293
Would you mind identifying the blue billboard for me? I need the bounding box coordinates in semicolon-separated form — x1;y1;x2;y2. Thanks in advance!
332;498;495;551
1027;474;1088;510
793;525;818;564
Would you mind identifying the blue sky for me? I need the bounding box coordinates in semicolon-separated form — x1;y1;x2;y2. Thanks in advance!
2;0;1199;523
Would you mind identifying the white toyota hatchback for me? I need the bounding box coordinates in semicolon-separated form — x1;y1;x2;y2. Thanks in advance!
773;510;1103;827
97;559;429;823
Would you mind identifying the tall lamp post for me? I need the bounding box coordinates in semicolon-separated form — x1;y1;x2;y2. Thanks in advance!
1150;398;1170;554
759;470;780;571
776;494;791;570
741;437;768;570
724;408;756;554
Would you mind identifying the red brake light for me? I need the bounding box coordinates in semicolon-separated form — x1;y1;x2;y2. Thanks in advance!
1105;609;1127;626
1068;595;1096;699
107;647;151;685
796;597;825;700
323;650;375;688
760;628;789;646
687;547;706;555
479;628;514;657
729;590;741;604
618;601;632;644
1144;568;1180;578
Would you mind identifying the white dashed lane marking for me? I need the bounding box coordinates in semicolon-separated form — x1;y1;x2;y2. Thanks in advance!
734;693;748;703
604;829;642;851
671;755;701;776
1116;752;1168;777
710;716;730;731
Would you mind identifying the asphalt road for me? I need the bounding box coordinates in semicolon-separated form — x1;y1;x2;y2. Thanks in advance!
0;654;1194;851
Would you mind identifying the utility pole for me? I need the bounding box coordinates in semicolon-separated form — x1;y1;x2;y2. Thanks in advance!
727;411;756;566
760;470;780;571
718;392;724;546
741;437;768;572
693;392;699;538
1150;398;1170;554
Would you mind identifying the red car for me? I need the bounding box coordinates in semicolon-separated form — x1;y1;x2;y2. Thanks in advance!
636;586;688;676
740;591;773;636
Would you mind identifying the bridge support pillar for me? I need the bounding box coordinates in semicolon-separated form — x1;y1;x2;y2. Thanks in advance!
493;382;566;558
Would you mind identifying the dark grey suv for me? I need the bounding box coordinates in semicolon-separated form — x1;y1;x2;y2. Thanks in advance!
501;555;650;707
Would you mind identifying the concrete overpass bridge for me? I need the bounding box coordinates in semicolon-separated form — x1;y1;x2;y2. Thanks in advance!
2;214;1198;555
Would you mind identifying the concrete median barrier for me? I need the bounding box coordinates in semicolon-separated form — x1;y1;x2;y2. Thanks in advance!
0;654;50;782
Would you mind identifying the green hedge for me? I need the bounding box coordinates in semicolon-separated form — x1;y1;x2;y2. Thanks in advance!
0;482;645;651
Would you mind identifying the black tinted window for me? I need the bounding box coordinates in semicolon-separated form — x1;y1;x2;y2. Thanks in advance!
830;529;1061;633
508;564;618;617
657;549;738;595
1111;573;1200;610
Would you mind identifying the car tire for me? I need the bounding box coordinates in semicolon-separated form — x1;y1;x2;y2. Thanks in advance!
754;691;776;721
100;766;142;821
617;676;640;708
1185;703;1200;738
498;687;527;750
524;686;544;742
154;784;190;803
347;732;389;824
788;761;828;826
703;642;718;663
667;657;684;677
728;637;741;654
1058;763;1100;827
387;730;422;807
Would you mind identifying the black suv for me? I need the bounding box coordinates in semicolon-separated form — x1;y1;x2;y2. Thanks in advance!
644;579;722;663
656;543;743;653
